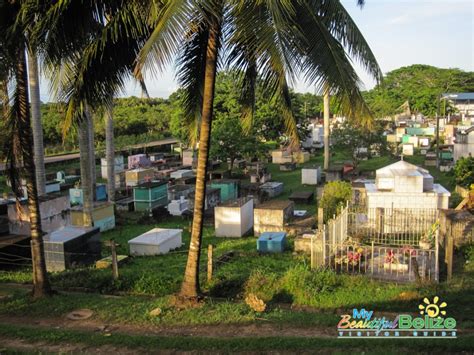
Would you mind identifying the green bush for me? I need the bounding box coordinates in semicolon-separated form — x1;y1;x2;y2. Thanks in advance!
454;156;474;188
320;181;352;221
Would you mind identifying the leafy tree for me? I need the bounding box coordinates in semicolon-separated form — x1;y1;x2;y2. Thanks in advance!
364;65;474;117
454;156;474;188
210;115;267;174
320;181;352;222
332;121;388;167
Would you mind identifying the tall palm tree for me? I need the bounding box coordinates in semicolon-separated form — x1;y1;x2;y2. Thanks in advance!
87;109;96;197
78;109;94;226
28;0;155;211
137;0;382;300
323;88;330;170
26;50;46;196
105;103;115;202
1;1;52;298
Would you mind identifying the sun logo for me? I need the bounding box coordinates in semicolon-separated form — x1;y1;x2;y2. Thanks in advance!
419;296;447;318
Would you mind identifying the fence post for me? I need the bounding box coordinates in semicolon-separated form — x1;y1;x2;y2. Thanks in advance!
435;227;439;283
371;241;374;275
446;232;453;283
207;244;213;282
323;225;326;267
310;232;314;270
105;239;119;281
318;208;324;229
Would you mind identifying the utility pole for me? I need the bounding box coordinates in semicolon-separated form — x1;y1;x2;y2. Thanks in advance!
436;94;441;169
323;86;330;170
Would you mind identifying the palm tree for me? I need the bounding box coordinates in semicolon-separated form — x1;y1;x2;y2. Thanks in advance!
26;50;46;196
28;0;155;212
88;111;96;191
1;0;52;298
105;103;115;202
323;88;330;170
137;0;382;300
78;109;94;227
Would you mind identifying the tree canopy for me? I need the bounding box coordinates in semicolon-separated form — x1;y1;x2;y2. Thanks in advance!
364;65;474;118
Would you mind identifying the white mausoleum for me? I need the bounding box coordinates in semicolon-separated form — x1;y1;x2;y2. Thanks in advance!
365;160;450;210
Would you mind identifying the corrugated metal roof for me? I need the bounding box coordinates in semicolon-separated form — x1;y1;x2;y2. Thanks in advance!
442;93;474;101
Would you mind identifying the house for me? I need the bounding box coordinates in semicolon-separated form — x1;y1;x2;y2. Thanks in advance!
442;93;474;121
453;126;474;161
364;160;450;211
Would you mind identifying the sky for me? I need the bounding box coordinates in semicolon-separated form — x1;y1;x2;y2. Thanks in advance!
39;0;474;102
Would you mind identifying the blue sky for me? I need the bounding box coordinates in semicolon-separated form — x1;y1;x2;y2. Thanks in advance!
40;0;473;101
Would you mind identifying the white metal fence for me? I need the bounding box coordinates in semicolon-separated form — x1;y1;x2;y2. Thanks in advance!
311;204;440;283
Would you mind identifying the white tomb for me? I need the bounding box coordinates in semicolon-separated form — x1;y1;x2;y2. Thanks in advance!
402;143;414;156
128;228;182;256
260;182;284;198
167;197;189;216
301;166;321;185
100;156;125;179
214;197;254;237
170;169;194;180
365;160;450;210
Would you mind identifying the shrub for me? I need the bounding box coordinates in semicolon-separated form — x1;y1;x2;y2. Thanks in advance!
320;181;352;221
454;156;474;188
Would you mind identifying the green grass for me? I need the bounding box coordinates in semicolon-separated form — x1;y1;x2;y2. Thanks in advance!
0;323;472;352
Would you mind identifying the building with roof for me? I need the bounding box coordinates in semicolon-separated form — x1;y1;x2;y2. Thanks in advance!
454;126;474;161
364;160;450;210
442;93;474;121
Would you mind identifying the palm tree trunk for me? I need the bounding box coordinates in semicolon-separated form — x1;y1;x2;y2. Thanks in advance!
27;50;46;196
180;24;220;300
1;80;8;119
16;49;52;298
79;113;94;227
323;88;330;171
86;109;96;195
105;104;115;202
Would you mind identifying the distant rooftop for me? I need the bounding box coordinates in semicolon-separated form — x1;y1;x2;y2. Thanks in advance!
442;93;474;101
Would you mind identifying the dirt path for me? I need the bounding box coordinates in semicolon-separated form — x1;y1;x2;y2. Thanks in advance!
0;314;335;338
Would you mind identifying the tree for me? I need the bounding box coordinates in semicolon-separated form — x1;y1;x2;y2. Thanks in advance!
332;120;388;168
1;1;52;298
28;0;155;215
320;181;352;222
105;104;115;202
27;50;46;196
210;114;266;174
454;156;474;188
136;0;382;300
364;65;474;118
